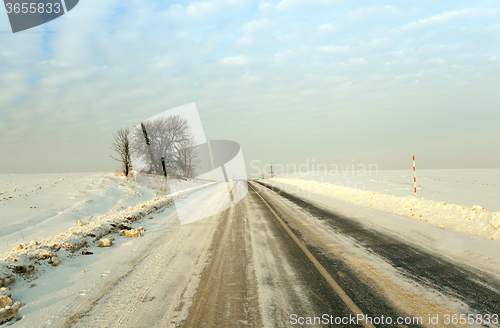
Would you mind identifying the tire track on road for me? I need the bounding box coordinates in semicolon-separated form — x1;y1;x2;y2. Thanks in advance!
249;182;375;328
182;195;261;327
257;181;500;323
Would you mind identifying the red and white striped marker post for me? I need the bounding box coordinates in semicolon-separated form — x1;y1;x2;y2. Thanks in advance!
413;156;417;198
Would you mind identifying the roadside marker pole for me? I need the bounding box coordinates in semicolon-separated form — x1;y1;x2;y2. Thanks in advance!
413;156;417;198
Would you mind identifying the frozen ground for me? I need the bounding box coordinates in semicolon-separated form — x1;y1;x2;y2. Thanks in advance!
269;168;500;242
0;173;207;255
279;169;500;211
0;169;498;326
0;172;215;325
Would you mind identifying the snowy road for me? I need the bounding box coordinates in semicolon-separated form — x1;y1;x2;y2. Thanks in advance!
253;181;500;328
41;181;500;328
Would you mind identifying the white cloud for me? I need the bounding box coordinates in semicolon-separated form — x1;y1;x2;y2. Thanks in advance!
185;1;217;17
319;5;398;32
1;1;500;172
315;45;350;54
222;55;250;65
344;5;397;19
236;19;273;45
396;9;473;35
164;0;247;22
274;45;311;63
259;0;336;12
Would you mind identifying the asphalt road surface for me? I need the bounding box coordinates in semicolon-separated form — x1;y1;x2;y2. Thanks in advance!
59;181;500;328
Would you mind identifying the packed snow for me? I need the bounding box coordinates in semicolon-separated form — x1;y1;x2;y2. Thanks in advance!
0;172;214;325
268;168;500;242
0;173;208;255
1;169;498;325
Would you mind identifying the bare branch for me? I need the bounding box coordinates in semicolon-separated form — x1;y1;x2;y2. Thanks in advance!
128;115;199;178
110;127;132;176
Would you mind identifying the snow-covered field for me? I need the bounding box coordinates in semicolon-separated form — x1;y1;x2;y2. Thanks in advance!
0;169;498;325
269;169;500;242
0;172;213;324
0;173;208;255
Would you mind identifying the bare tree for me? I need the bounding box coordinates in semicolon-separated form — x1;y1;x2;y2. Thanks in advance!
177;138;199;178
110;127;132;176
128;115;198;178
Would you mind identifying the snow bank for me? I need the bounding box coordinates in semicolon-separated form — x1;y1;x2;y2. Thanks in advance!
0;180;215;321
0;287;20;324
1;181;215;282
278;169;500;211
268;178;500;241
0;173;211;255
0;300;20;324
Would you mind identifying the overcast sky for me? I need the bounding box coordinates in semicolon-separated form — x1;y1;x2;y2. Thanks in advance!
1;0;499;175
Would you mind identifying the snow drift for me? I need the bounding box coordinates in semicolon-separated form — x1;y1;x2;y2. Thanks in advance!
0;180;215;323
267;178;500;241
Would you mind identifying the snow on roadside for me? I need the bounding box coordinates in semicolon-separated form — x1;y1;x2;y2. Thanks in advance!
0;173;153;256
0;172;209;256
0;180;215;324
278;169;500;211
0;286;20;323
268;178;500;242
